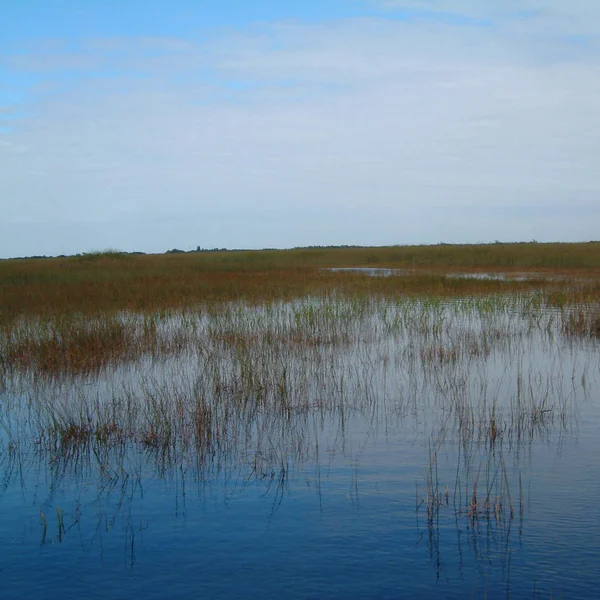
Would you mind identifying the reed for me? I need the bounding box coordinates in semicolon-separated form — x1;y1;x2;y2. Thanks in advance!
0;248;594;597
2;242;599;326
0;255;595;567
0;292;588;476
562;308;600;338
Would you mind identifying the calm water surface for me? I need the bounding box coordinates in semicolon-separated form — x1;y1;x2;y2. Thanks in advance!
1;296;599;598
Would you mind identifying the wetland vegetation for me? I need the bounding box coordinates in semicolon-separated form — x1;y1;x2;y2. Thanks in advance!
1;242;599;598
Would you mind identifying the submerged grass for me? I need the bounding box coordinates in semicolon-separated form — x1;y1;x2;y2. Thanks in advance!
0;242;597;597
0;292;593;461
562;308;600;338
0;241;598;519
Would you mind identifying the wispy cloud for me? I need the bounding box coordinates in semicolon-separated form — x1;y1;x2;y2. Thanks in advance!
378;1;600;34
1;9;599;256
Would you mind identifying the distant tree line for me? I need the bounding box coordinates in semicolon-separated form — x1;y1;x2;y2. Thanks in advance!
7;240;600;261
166;247;239;254
292;244;361;250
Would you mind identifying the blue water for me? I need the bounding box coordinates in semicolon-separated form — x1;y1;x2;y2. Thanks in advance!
2;422;599;599
1;299;600;599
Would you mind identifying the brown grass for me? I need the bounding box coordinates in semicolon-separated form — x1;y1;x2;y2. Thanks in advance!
1;241;599;384
3;242;600;325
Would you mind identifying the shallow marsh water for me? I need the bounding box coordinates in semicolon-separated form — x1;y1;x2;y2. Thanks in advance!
325;266;536;280
1;295;599;598
325;266;578;284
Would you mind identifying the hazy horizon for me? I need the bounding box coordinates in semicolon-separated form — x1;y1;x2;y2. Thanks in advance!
5;238;600;261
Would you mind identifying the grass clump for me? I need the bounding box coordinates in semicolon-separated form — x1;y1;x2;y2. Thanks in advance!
562;308;600;338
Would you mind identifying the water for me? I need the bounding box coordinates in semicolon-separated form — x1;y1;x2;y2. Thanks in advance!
325;267;536;280
1;296;599;598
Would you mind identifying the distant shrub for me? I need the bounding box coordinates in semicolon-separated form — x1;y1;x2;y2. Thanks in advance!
76;249;131;261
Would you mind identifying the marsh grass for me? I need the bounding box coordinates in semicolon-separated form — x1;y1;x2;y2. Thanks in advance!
562;308;600;338
0;285;594;600
0;243;598;585
0;291;591;473
2;242;600;326
4;317;138;375
0;312;197;379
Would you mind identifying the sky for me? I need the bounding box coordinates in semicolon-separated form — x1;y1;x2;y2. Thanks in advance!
1;1;599;257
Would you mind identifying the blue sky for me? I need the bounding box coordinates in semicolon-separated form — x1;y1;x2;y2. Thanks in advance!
2;1;599;257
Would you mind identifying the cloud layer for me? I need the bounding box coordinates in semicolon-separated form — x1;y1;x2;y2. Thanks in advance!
2;6;599;256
